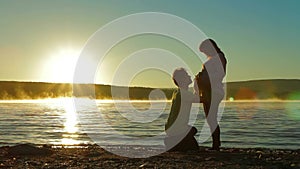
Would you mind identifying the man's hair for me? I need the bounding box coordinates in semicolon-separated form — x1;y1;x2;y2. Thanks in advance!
172;68;187;87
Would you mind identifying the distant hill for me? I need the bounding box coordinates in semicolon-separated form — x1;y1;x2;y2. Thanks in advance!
226;79;300;100
0;81;174;100
0;79;299;100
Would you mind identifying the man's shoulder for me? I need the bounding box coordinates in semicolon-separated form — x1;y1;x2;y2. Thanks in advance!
171;89;181;100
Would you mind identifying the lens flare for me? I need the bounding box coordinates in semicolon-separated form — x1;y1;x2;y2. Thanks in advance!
235;87;257;100
285;92;300;121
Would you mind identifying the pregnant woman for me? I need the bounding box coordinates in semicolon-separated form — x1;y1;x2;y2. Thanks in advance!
195;39;227;151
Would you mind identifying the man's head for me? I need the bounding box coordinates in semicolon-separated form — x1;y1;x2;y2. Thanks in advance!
172;68;192;88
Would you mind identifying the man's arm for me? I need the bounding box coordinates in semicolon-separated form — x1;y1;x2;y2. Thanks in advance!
192;80;201;103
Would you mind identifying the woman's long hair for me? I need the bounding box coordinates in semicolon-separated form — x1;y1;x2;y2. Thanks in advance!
199;39;224;57
199;38;227;72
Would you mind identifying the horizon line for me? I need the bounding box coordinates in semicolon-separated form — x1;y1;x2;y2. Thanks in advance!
0;78;299;89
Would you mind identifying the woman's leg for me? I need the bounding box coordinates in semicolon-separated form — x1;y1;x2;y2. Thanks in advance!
203;101;221;149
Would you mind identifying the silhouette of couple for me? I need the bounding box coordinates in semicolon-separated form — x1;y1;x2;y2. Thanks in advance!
165;39;227;152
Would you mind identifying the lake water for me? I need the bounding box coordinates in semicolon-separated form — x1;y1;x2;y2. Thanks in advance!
0;98;299;150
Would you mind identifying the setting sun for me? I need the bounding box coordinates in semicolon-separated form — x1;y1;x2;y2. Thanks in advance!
43;48;80;83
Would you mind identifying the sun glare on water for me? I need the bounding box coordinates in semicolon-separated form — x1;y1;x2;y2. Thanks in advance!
56;98;81;145
63;99;78;134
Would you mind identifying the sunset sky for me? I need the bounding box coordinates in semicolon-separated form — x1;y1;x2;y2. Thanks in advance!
0;0;299;88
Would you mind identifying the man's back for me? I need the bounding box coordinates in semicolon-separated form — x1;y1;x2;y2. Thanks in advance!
165;89;194;136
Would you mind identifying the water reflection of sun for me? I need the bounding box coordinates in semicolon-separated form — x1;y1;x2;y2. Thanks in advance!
61;98;80;145
64;99;78;133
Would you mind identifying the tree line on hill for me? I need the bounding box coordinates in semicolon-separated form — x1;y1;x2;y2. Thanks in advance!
0;81;174;100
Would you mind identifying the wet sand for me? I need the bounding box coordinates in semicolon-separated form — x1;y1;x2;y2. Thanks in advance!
0;144;299;169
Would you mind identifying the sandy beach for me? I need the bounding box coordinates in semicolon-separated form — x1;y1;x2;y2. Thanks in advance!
0;144;299;169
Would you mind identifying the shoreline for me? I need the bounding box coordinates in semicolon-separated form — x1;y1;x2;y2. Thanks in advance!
0;97;300;101
0;144;299;168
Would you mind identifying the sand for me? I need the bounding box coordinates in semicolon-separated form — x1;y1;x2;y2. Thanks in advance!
0;144;299;169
